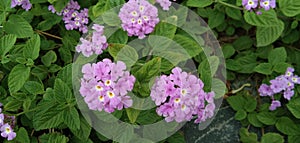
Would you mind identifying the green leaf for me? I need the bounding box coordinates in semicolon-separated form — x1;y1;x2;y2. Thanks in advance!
247;112;263;127
48;0;68;12
33;104;65;130
239;128;258;143
233;36;254;51
64;107;80;130
275;117;300;135
24;81;44;95
254;63;272;75
40;133;68;143
256;21;284;47
4;99;22;111
57;64;73;89
15;127;30;143
41;50;57;67
257;112;277;125
173;34;203;57
3;14;33;38
134;57;161;82
0;0;11;11
126;108;141;124
211;78;226;99
261;133;284;143
225;7;242;20
289;135;300;143
273;62;291;73
222;44;235;59
108;29;128;44
92;0;124;18
167;132;185;143
0;34;17;57
279;0;300;17
227;96;246;111
199;56;220;77
70;116;91;141
23;34;41;60
54;78;73;103
102;10;121;26
244;95;257;112
235;110;247;120
208;11;225;28
186;0;213;7
8;64;31;93
287;97;300;119
244;10;279;27
115;45;138;68
268;47;287;65
151;22;177;39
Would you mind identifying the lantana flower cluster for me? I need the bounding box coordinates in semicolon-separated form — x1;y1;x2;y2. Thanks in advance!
76;24;108;57
242;0;276;13
11;0;32;11
48;0;89;33
0;103;16;141
150;67;216;123
258;67;300;110
118;0;160;39
156;0;172;10
79;59;136;113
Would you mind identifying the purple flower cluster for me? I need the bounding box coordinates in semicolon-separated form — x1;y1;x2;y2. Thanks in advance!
48;0;89;33
76;24;108;57
11;0;32;11
156;0;172;10
150;67;216;123
258;67;300;110
0;104;16;141
79;59;136;113
242;0;276;12
119;0;160;39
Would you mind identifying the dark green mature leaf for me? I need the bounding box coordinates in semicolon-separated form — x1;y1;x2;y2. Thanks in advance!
15;127;30;143
276;117;300;135
8;64;31;93
222;44;235;59
0;0;11;11
254;63;272;75
227;96;246;111
41;50;57;67
0;34;17;57
208;11;225;28
102;10;121;26
279;0;300;17
64;107;80;130
4;99;22;111
257;112;277;125
273;62;291;73
244;10;279;27
92;0;124;18
268;47;287;65
247;113;263;127
108;29;128;44
24;81;44;95
287;97;300;119
235;110;247;120
289;135;300;143
23;34;41;60
40;133;68;143
261;133;284;143
239;128;258;143
233;36;254;51
71;116;91;141
225;7;242;20
3;14;33;38
167;132;185;143
256;21;284;47
48;0;68;12
57;64;73;89
54;78;73;103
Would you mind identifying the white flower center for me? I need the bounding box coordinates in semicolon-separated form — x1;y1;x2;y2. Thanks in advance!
139;6;144;12
263;1;269;6
131;11;138;16
292;77;298;82
181;89;187;96
131;18;136;23
107;91;115;98
181;105;186;110
95;85;103;91
248;0;254;5
105;80;111;86
98;95;105;102
174;98;181;103
143;16;148;21
5;128;11;133
137;19;142;24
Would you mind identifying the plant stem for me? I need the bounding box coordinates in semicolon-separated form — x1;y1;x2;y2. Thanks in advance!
231;83;251;94
216;0;244;10
36;30;63;40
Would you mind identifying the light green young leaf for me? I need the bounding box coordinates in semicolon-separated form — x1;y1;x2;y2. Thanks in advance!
41;50;57;67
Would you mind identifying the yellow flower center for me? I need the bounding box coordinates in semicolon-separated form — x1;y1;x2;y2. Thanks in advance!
248;0;254;5
181;89;187;96
263;1;269;6
98;95;104;102
174;98;181;103
95;85;103;91
5;128;10;133
131;11;138;16
181;105;186;110
107;91;115;98
105;80;111;86
137;19;142;24
139;6;144;12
